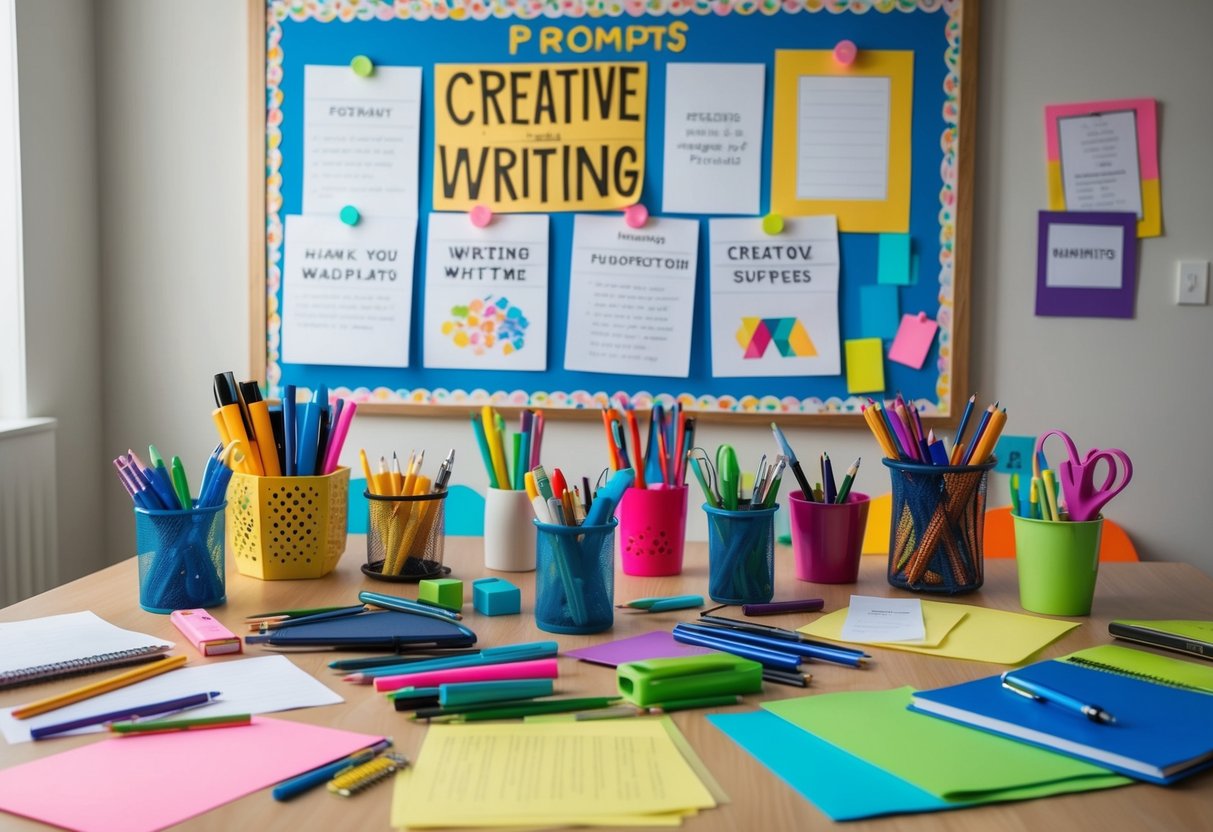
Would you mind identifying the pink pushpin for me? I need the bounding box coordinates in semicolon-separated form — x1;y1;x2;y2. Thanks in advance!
833;40;858;66
623;203;648;229
469;204;493;228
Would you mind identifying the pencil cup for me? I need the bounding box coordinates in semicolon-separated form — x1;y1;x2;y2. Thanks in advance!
533;518;617;635
364;490;448;582
789;491;870;583
704;503;778;605
884;458;993;594
1013;515;1103;616
227;467;349;580
134;503;226;614
618;485;689;576
483;487;537;572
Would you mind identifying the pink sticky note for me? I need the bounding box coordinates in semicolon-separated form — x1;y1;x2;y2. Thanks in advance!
888;312;939;369
0;717;381;832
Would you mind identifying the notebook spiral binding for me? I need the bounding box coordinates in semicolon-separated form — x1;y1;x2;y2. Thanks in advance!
1063;656;1204;693
327;753;409;797
0;647;168;690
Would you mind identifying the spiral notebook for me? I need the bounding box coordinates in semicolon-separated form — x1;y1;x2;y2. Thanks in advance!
0;611;173;690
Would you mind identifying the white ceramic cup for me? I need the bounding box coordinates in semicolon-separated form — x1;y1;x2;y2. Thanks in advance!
483;487;537;571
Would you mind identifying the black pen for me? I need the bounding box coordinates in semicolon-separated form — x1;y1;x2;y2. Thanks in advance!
771;422;814;501
1000;672;1116;724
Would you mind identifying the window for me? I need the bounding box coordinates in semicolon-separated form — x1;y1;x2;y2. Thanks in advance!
0;0;24;420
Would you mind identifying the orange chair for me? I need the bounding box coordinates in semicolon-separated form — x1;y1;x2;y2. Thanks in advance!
983;506;1139;562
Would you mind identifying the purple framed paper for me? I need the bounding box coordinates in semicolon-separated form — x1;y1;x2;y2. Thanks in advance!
1036;211;1138;319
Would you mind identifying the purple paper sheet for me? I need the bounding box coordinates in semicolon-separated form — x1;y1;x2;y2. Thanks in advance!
1036;210;1138;318
564;630;715;667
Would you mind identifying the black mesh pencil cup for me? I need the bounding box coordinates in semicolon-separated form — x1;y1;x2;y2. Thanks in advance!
363;490;449;581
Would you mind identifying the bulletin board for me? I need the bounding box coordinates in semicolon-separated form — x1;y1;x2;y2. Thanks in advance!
249;0;979;424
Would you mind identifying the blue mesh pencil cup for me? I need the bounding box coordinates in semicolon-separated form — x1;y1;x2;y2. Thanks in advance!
704;503;778;604
134;502;226;613
533;518;617;635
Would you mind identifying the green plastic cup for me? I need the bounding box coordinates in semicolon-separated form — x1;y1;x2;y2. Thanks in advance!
1012;515;1103;616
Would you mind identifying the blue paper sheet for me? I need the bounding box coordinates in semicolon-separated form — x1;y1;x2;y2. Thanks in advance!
708;711;969;821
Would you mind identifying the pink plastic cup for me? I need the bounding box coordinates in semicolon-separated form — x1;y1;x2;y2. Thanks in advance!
618;485;688;576
789;491;870;583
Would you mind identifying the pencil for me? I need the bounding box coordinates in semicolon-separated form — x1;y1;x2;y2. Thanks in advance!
12;654;188;719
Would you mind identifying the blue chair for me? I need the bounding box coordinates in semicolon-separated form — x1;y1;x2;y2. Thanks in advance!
348;480;485;537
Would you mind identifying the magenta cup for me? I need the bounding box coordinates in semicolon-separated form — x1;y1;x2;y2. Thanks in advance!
617;485;689;576
789;491;871;583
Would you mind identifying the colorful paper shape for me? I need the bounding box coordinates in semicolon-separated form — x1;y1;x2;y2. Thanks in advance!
993;435;1037;476
887;312;939;369
442;295;529;356
877;234;912;285
563;631;714;667
844;338;885;394
736;317;818;359
1036;211;1138;319
859;285;900;339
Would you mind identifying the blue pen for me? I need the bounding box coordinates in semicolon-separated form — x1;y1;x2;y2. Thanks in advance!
345;640;559;682
31;691;223;740
686;621;868;667
283;384;297;477
616;595;704;613
272;739;392;801
583;467;635;526
359;590;462;622
671;625;803;672
295;389;321;476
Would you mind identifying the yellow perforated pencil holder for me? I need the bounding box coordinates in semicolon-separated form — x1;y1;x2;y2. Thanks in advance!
226;467;349;580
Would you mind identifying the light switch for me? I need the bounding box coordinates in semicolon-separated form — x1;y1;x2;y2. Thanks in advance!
1177;261;1209;306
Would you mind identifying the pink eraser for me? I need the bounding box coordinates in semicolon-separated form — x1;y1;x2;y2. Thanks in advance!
833;40;858;66
170;609;242;657
373;658;559;693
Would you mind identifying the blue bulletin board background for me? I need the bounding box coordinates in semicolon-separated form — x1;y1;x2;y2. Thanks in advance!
256;0;977;422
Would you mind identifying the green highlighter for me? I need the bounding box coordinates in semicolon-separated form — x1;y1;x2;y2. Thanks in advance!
617;654;763;707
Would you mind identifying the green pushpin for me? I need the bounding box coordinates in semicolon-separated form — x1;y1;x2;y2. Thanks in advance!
350;55;374;78
762;212;784;235
339;205;361;226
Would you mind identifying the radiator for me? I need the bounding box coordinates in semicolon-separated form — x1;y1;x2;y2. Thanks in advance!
0;418;58;605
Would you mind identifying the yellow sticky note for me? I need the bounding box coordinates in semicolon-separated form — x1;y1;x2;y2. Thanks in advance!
392;719;717;828
844;338;885;394
801;601;1080;665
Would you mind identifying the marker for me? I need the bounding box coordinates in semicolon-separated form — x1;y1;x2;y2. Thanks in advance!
615;595;704;613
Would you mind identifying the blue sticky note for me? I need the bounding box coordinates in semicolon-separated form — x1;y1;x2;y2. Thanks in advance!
859;285;900;339
709;711;966;821
993;435;1036;476
878;234;912;285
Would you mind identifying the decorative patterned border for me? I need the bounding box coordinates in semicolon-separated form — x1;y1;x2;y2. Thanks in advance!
263;0;960;415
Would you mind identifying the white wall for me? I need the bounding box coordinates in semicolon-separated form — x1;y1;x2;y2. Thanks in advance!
92;1;1213;574
14;0;104;583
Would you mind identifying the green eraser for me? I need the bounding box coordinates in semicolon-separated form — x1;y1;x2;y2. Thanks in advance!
616;654;763;707
418;578;463;611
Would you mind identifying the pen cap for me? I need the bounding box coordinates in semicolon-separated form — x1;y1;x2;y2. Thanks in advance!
134;503;226;614
617;485;688;577
616;655;763;707
884;458;993;594
227;467;349;580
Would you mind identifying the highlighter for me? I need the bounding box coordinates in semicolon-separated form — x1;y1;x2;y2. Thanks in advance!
583;467;635;526
372;658;559;694
295;389;322;476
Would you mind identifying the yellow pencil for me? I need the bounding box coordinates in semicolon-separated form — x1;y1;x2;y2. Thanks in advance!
359;449;376;494
1041;468;1061;522
970;407;1007;466
13;654;188;719
481;406;510;490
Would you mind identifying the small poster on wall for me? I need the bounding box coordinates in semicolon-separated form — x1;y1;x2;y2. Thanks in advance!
1035;210;1137;319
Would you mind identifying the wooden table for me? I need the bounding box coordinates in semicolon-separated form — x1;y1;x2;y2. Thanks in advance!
2;540;1211;831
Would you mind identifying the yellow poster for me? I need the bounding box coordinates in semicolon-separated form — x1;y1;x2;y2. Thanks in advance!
771;50;913;233
434;63;648;212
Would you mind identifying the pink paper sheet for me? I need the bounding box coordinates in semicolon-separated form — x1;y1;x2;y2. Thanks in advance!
564;630;715;667
0;717;381;832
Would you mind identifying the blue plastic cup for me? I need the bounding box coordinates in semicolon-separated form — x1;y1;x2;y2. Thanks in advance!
134;503;226;613
533;519;616;635
704;503;778;604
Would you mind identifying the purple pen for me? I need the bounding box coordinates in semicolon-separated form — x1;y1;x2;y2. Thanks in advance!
742;599;825;617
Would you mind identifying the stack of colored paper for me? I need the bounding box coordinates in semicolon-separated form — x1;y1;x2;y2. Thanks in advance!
392;717;723;828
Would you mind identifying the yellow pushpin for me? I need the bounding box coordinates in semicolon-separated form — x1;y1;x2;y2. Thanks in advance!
762;213;784;235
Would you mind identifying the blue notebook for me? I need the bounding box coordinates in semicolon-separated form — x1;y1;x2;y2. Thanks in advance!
246;610;477;651
910;659;1213;784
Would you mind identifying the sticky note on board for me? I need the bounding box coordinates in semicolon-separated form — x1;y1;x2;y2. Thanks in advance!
877;234;912;285
859;285;900;339
844;338;885;394
993;435;1037;476
887;313;939;369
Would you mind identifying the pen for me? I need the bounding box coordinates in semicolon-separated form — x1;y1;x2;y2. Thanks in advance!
108;713;253;734
272;739;393;801
698;612;870;656
615;595;704;612
771;422;813;501
672;625;804;672
430;697;622;723
682;621;867;668
344;641;557;683
359;590;463;622
1000;671;1116;724
12;655;188;720
741;599;825;616
30;691;223;740
257;604;368;630
328;651;480;672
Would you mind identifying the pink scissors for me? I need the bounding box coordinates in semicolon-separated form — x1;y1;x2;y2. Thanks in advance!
1034;430;1132;523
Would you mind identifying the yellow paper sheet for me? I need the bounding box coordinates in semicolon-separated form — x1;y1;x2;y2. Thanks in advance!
802;601;1079;665
433;63;647;212
771;50;913;232
391;717;716;828
844;338;885;394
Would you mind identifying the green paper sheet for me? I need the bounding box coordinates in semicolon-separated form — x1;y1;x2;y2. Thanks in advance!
763;688;1130;803
802;601;1079;664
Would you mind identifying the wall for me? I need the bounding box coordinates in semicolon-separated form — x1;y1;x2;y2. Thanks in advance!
14;0;104;583
95;0;1213;574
